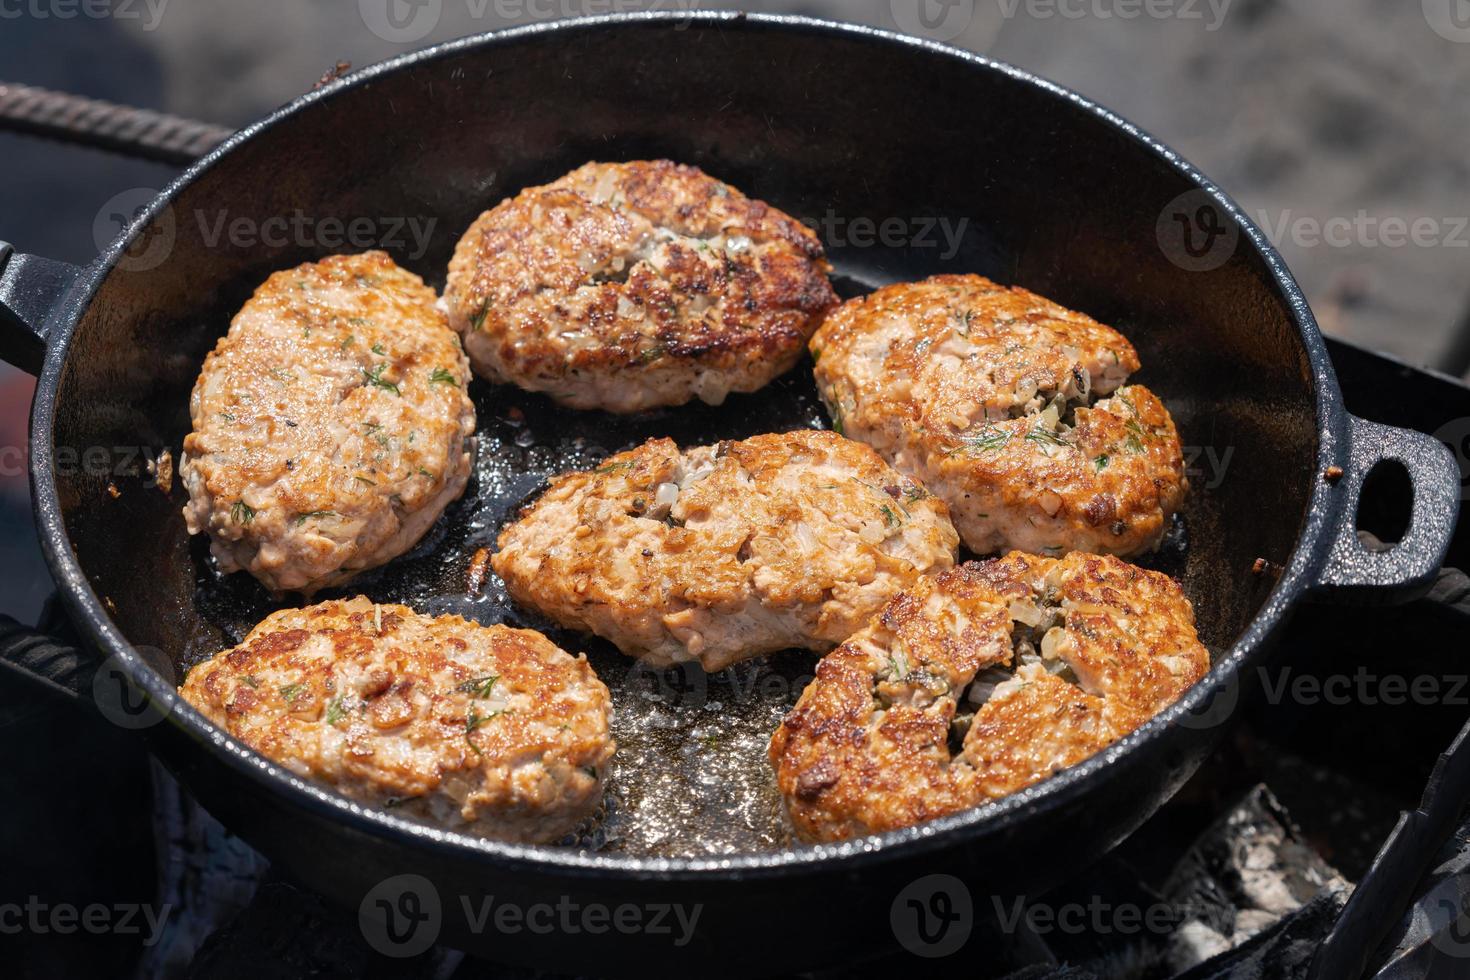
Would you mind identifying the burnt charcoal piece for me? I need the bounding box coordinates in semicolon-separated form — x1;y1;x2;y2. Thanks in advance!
1162;785;1348;974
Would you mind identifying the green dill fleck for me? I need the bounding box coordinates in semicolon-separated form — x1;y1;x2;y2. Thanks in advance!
825;394;846;435
418;468;433;478
279;682;303;703
355;475;377;486
301;326;311;339
1124;418;1147;454
294;510;335;526
428;367;459;387
384;795;420;809
361;363;402;396
242;675;260;689
904;484;930;503
637;343;667;365
955;308;978;337
360;421;389;449
230;500;256;525
583;764;601;778
218;411;236;423
371;342;386;356
469;301;492;331
596;460;636;475
341;334;355;350
950;427;1011;455
464;706;505;756
1025;427;1071;448
888;649;909;680
457;675;499;699
324;697;348;725
817;483;840;490
1094;455;1111;470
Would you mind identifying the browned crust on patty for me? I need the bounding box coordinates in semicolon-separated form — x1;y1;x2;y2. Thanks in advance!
181;251;476;595
444;160;838;413
810;274;1188;557
770;552;1209;842
492;430;959;671
179;597;614;844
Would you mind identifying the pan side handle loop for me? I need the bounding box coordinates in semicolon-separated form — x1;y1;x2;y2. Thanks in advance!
0;241;79;376
1307;415;1461;604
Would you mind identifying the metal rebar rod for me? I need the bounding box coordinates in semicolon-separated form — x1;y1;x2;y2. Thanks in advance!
0;81;232;167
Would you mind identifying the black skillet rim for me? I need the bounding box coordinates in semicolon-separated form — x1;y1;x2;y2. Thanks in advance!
26;10;1347;881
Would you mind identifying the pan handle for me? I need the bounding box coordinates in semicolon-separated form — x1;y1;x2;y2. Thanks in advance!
0;241;79;375
0;612;176;731
1307;415;1461;604
0;613;96;707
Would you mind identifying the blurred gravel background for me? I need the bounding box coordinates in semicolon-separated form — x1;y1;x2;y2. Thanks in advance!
3;0;1469;621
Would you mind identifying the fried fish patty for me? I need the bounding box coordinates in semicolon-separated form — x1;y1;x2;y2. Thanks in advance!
770;552;1209;842
444;160;838;413
179;597;614;844
181;252;476;595
810;275;1188;557
493;430;959;672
